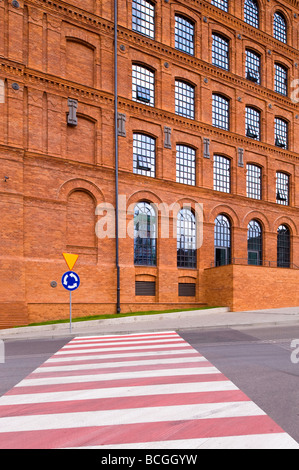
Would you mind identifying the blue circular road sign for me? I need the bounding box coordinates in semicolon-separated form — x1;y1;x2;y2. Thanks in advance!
61;271;80;291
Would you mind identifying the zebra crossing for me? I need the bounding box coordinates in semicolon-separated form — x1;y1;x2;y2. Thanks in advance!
0;331;298;449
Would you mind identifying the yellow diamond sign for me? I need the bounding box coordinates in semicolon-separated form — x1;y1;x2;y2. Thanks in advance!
62;253;79;271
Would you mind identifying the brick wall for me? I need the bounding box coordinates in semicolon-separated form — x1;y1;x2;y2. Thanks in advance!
1;0;299;327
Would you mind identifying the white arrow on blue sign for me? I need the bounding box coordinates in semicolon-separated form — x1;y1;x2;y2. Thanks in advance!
61;271;80;291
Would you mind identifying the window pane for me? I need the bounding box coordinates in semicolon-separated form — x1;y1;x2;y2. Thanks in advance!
132;64;155;106
134;202;157;266
212;33;229;71
212;94;229;130
244;0;259;28
133;133;155;178
214;215;231;266
276;172;289;206
246;49;261;84
246;164;262;200
211;0;228;12
177;209;197;268
277;225;290;268
175;15;194;55
274;12;287;43
176;145;196;186
275;63;287;96
175;81;195;119
213;155;230;193
132;0;155;38
248;220;262;265
246;106;260;140
275;118;288;149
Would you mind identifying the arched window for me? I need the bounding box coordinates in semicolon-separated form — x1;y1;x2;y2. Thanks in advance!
212;33;229;71
248;220;262;265
211;0;228;12
244;0;259;29
273;11;287;44
132;0;155;39
213;155;231;193
214;215;231;266
134;202;157;266
212;94;229;131
175;80;195;119
133;133;156;178
177;209;197;268
246;164;262;200
245;49;261;84
277;225;290;268
132;64;155;107
176;145;196;186
175;15;194;56
275;117;288;149
246;106;260;141
274;63;288;96
276;172;289;206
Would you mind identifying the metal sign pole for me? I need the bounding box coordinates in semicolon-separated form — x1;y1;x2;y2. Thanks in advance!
70;291;72;333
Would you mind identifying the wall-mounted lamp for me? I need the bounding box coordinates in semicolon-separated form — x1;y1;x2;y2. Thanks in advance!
4;176;9;183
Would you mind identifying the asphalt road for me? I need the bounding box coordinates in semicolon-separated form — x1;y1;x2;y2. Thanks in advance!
181;324;299;444
1;324;299;446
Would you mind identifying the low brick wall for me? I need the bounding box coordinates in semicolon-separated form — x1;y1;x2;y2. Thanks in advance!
204;264;299;311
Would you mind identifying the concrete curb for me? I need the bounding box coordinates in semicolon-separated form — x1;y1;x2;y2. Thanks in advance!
0;307;229;338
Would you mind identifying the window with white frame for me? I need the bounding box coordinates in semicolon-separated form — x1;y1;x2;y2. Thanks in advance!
175;15;194;56
276;172;289;205
245;49;261;84
133;133;155;178
275;63;288;96
211;0;228;12
176;145;196;186
275;117;288;149
273;11;287;44
212;33;229;71
246;106;260;140
132;0;155;38
213;155;231;193
132;64;155;106
246;164;262;200
212;94;229;130
175;80;195;119
244;0;259;28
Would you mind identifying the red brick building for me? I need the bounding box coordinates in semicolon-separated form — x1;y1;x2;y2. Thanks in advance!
1;0;299;327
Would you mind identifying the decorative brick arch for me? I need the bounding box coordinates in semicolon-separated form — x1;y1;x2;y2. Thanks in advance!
208;204;240;228
273;216;298;236
242;210;270;232
127;190;163;208
58;178;105;205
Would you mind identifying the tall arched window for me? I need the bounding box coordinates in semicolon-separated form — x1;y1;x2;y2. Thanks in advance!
244;0;259;29
277;225;290;268
214;215;231;266
134;202;157;266
273;11;287;43
248;220;262;265
177;208;197;268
